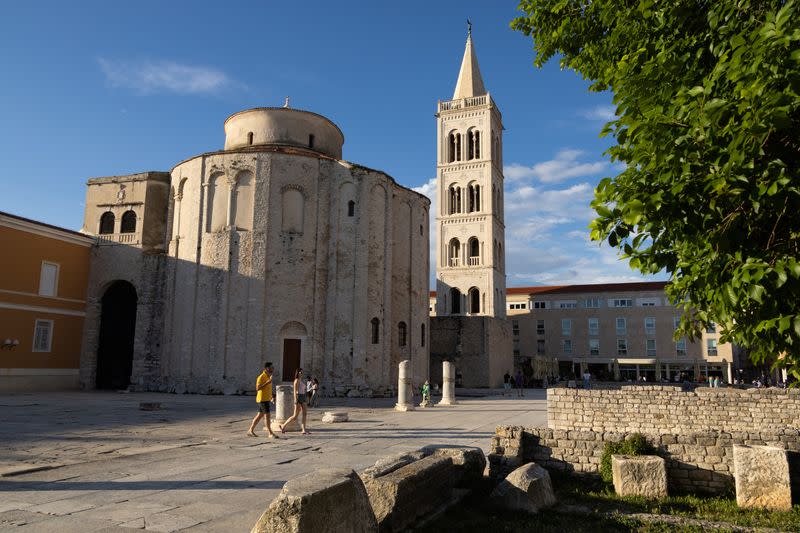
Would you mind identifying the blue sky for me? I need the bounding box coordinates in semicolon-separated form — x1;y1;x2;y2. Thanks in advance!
0;0;662;287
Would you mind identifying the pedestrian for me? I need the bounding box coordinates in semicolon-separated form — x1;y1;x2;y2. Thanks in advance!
280;368;310;435
515;369;524;397
247;362;279;438
306;375;314;403
583;370;592;390
503;371;511;396
309;378;319;407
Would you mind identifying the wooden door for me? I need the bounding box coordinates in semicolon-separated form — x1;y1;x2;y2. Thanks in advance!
282;339;301;382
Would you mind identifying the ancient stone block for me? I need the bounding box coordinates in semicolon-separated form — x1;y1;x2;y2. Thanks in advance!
733;444;792;511
360;455;455;533
251;468;377;533
490;462;556;513
611;455;668;499
321;411;348;423
420;445;486;487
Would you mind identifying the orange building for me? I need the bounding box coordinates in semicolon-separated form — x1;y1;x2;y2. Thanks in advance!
0;211;94;391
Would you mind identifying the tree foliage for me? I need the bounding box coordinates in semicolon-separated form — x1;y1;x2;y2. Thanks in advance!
513;0;800;376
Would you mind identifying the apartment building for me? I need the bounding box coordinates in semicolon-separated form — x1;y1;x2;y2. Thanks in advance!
0;211;94;391
506;282;734;382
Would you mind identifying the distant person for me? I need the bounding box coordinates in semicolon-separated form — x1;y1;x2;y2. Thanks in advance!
503;371;512;396
515;370;524;397
309;378;319;407
306;375;314;403
583;370;592;389
247;362;279;439
281;368;310;435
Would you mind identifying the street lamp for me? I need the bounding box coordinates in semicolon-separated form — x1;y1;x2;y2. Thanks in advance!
1;338;20;350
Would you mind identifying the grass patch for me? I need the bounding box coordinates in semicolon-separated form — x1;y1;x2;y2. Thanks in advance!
419;474;800;532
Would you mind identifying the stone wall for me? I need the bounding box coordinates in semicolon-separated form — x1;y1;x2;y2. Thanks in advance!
489;426;800;495
548;385;800;433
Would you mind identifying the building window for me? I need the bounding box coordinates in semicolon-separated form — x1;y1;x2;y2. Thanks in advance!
536;320;545;335
584;298;602;309
589;339;600;356
450;287;461;315
588;318;599;336
398;322;407;347
707;338;718;356
536;339;545;355
646;339;657;357
563;339;572;355
247;132;254;145
512;320;519;336
639;298;658;307
32;319;53;352
674;316;682;330
616;317;627;336
468;237;480;265
644;317;656;335
120;210;137;233
533;301;546;309
99;211;115;234
706;322;717;334
557;301;577;309
469;287;480;314
612;298;633;308
561;318;572;336
676;338;687;356
308;134;315;148
371;318;380;344
448;238;461;266
347;200;355;217
509;303;526;310
38;262;59;297
421;324;425;347
467;183;481;212
617;338;628;356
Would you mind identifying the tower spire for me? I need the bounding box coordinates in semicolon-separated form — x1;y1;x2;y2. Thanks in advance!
452;23;486;100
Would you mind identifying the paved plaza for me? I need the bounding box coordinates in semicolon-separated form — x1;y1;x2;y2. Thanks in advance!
0;389;546;532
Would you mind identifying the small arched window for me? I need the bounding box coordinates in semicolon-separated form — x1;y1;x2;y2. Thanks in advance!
421;323;425;347
448;133;456;163
120;210;137;234
468;184;481;213
247;132;254;145
309;134;315;149
398;322;407;347
348;200;355;217
450;288;462;315
371;317;380;344
449;185;462;215
469;287;481;314
448;238;461;267
99;211;115;235
468;237;479;265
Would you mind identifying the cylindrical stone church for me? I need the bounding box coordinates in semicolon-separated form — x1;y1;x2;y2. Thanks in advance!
79;107;430;396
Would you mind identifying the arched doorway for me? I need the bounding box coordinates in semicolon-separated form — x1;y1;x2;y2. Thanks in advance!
96;281;137;390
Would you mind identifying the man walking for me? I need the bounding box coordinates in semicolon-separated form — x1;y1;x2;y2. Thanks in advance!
247;362;279;438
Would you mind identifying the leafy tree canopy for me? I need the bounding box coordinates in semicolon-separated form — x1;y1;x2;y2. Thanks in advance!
512;0;800;375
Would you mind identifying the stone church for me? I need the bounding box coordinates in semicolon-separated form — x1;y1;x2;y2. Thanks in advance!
78;29;509;395
79;107;430;396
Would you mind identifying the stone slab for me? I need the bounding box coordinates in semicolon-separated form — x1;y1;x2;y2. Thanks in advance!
321;411;349;423
733;444;792;511
251;468;377;533
612;455;668;499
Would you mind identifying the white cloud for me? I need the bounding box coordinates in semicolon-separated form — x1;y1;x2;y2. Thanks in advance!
580;104;616;122
504;149;608;184
98;58;234;94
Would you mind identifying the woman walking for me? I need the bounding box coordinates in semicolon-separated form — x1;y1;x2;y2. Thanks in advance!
280;368;310;435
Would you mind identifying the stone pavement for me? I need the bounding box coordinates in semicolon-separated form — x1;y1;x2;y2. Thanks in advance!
0;389;546;532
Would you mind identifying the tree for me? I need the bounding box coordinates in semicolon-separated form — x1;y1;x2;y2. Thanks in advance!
512;1;800;376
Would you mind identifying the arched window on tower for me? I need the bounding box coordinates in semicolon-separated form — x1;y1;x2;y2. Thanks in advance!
120;210;137;234
474;130;481;159
468;237;480;266
467;183;481;213
469;287;481;314
99;212;115;235
371;317;380;344
455;133;462;161
448;238;461;267
467;129;481;160
450;287;462;315
449;185;462;214
398;322;407;347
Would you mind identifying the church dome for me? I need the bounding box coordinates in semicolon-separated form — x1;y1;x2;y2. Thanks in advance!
223;107;344;159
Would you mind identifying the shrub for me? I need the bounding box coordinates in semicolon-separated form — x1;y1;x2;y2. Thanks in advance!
599;433;654;484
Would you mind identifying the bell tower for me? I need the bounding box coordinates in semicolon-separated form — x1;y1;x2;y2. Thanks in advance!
435;28;506;319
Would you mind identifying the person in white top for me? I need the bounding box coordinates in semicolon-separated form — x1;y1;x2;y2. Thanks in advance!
280;368;310;435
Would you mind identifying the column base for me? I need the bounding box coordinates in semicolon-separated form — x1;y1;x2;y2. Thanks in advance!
395;403;415;412
437;398;457;406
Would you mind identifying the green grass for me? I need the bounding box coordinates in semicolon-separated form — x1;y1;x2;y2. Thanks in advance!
418;474;800;533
